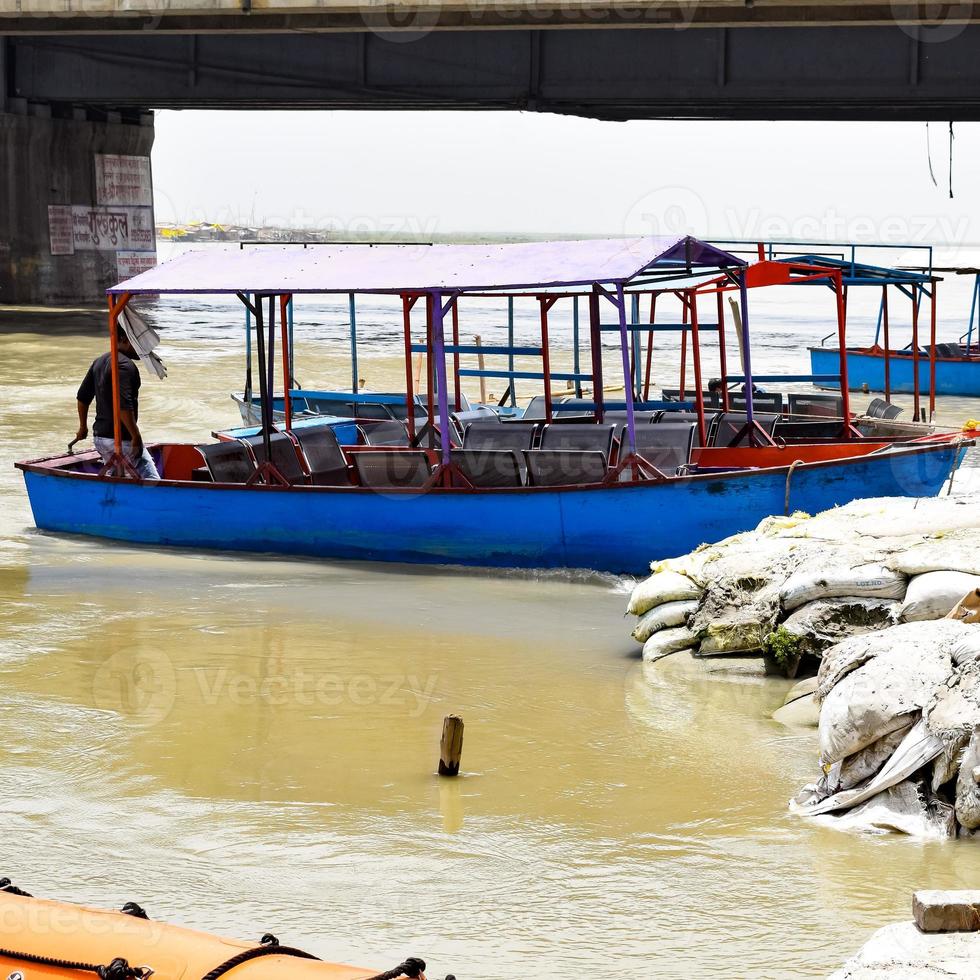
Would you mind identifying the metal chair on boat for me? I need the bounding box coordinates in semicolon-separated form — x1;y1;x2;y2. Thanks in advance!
523;450;608;487
352;450;432;489
629;422;697;475
358;420;411;446
662;388;720;407
709;412;780;448
539;422;616;460
787;393;843;418
239;432;307;484
449;449;524;488
729;391;784;414
463;421;537;451
197;441;256;484
450;407;500;443
290;426;351;486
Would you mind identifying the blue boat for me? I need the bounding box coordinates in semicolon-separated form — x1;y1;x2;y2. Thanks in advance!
810;344;980;397
16;236;975;575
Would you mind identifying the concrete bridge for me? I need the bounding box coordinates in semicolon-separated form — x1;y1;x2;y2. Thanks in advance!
4;0;980;302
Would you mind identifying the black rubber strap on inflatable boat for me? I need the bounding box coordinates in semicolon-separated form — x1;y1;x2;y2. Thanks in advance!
0;877;32;897
364;957;428;980
0;949;150;980
198;938;320;980
120;902;149;919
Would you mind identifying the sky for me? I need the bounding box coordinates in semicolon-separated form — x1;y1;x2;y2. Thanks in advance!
152;110;979;251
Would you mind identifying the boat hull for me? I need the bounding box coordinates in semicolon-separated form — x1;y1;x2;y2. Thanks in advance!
810;346;980;396
18;443;964;574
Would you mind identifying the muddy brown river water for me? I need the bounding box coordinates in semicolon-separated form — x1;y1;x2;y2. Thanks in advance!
2;276;980;979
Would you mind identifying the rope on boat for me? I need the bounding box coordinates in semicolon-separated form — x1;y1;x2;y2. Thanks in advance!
784;460;804;516
198;934;320;980
120;902;149;919
0;878;32;897
363;957;429;980
0;950;152;980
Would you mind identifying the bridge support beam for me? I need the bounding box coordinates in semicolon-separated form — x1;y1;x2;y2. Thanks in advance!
0;106;155;305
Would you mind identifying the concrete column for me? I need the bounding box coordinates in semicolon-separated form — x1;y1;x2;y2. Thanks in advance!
0;108;155;306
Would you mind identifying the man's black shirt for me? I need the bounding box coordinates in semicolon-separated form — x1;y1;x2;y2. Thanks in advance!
77;352;141;440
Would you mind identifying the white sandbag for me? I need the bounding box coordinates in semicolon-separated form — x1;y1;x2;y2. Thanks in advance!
900;571;980;623
772;692;819;728
925;664;980;739
816;620;967;703
781;597;898;656
818;779;956;839
950;628;980;667
627;570;702;617
631;599;698;643
697;620;768;656
889;529;980;577
955;728;980;830
818;627;953;764
780;563;906;612
641;626;696;663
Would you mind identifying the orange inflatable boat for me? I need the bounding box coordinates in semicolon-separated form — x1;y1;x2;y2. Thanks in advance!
0;881;449;980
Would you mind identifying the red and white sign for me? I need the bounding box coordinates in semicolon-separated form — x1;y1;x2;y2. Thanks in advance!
71;206;155;252
47;205;75;256
116;251;158;279
95;154;153;208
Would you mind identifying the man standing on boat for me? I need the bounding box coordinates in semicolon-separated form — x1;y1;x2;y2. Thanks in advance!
75;328;160;480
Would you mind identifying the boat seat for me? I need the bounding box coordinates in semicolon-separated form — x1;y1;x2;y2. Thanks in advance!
521;395;549;420
358;420;411;446
197;442;256;484
291;426;350;486
450;449;524;488
450;407;500;442
523;449;608;487
604;410;662;423
352;449;432;489
729;391;784;414
628;422;697;474
935;343;961;358
865;398;904;421
662;388;721;407
710;412;780;448
539;423;616;459
239;432;307;484
787;393;843;418
773;419;844;441
463;421;537;452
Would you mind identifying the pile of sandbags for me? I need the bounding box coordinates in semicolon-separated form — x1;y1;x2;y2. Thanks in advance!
626;496;980;670
790;620;980;838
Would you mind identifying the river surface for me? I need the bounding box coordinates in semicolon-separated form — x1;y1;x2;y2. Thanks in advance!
2;246;980;979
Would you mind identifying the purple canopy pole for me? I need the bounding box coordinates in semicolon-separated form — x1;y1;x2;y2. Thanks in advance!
738;272;754;426
615;282;637;458
429;289;453;468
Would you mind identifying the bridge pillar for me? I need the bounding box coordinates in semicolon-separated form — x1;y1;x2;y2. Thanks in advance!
0;101;155;306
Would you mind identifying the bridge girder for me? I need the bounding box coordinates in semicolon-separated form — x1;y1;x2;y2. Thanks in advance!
6;24;980;121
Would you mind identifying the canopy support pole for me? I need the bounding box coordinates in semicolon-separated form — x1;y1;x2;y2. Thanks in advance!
507;297;516;408
615;282;637;470
834;271;852;438
738;272;754;428
929;281;938;422
968;273;979;354
348;292;358;395
429;289;454;479
882;285;891;403
451;296;462;412
244;293;253;405
572;296;582;398
643;292;657;402
287;296;295;387
106;291;137;478
716;288;730;411
279;294;292;432
252;295;271;461
631;292;642;400
912;286;921;421
402;294;418;442
539;295;556;423
588;286;604;423
687;289;707;448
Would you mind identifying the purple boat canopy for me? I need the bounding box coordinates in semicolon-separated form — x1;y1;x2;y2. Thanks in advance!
109;236;745;296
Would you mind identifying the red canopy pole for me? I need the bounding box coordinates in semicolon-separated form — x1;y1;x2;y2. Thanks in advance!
716;287;729;411
401;294;417;442
279;294;292;432
679;294;689;399
540;296;554;423
689;289;707;447
834;271;852;438
643;291;657;401
911;287;921;421
107;291;131;472
451;296;462;412
589;286;604;423
882;285;891;404
425;293;435;430
929;280;938;422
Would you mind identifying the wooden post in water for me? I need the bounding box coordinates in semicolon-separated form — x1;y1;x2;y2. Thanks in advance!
438;714;464;777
